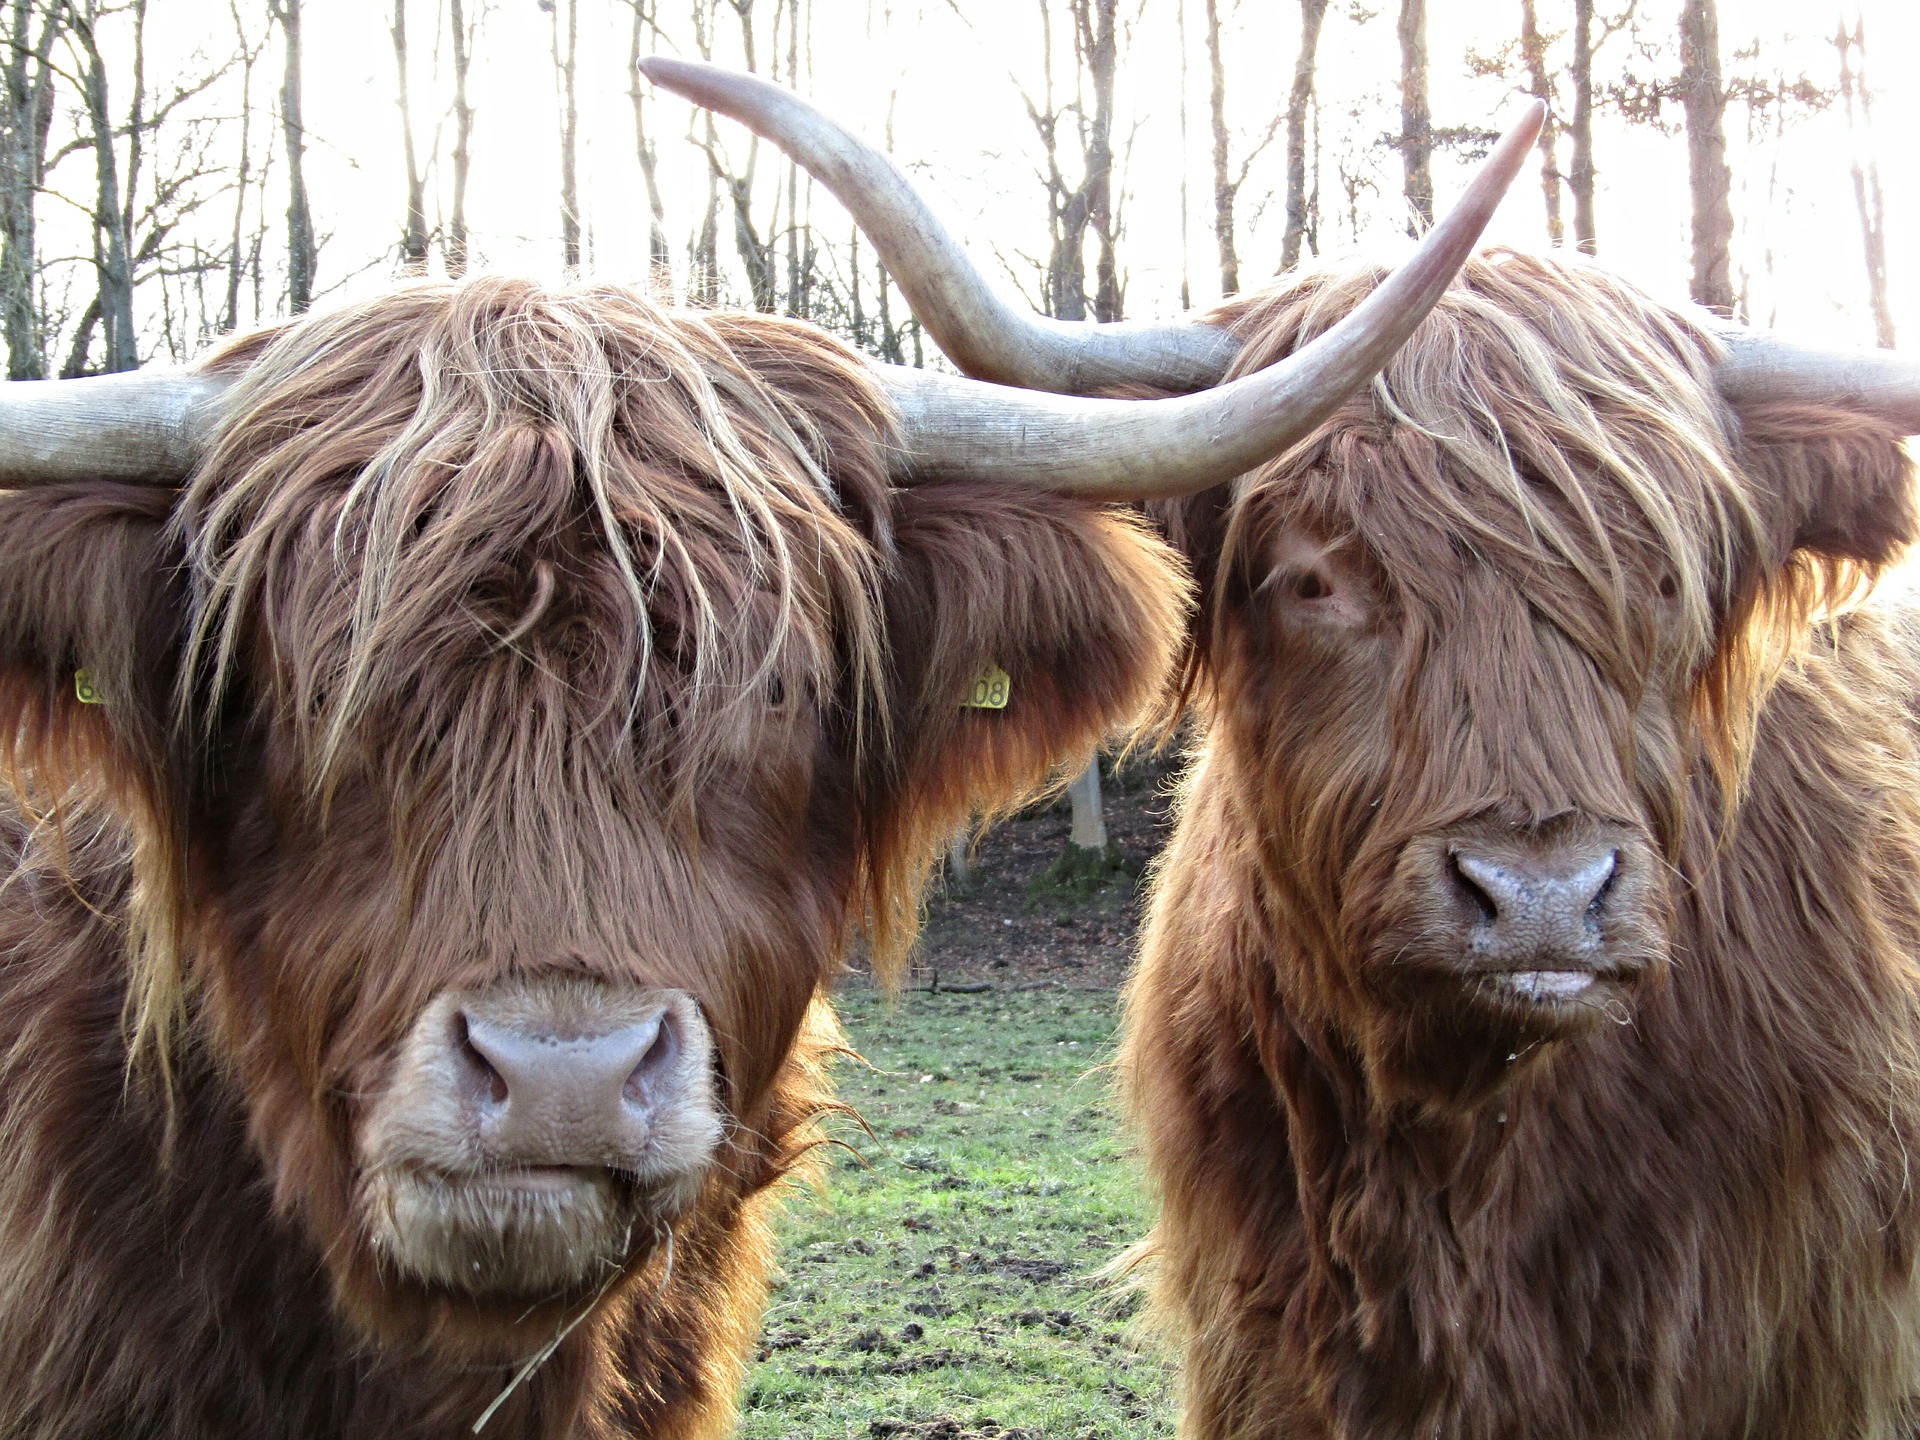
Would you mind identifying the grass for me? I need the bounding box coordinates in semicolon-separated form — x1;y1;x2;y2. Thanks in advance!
737;984;1175;1440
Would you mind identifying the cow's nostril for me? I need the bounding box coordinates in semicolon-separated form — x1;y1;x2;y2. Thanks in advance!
454;1011;510;1106
1586;850;1622;923
624;1012;680;1105
1447;851;1499;926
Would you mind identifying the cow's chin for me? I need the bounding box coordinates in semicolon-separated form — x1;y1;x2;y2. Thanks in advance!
363;1163;704;1299
1361;952;1667;1112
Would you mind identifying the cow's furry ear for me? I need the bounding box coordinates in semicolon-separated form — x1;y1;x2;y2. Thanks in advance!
1733;402;1917;573
860;482;1190;976
0;483;185;806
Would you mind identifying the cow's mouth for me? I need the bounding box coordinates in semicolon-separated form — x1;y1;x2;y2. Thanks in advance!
364;1161;699;1296
1494;969;1597;1000
1467;963;1639;1016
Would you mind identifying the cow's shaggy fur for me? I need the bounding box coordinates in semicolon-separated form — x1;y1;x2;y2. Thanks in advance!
1124;250;1920;1438
0;276;1187;1438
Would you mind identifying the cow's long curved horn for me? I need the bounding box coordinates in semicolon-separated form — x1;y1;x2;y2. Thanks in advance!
1714;329;1920;434
872;110;1536;498
641;56;1542;404
637;56;1240;394
0;371;228;487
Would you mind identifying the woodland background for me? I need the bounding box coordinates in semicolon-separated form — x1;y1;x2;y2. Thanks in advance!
1;0;1908;384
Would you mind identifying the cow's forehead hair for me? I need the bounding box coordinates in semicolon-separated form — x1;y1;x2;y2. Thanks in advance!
1214;249;1767;681
173;277;896;815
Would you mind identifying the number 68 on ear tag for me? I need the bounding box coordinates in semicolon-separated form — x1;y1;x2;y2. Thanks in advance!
964;664;1011;710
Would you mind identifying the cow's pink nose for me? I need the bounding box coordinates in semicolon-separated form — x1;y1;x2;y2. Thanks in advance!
453;1000;695;1167
1446;844;1618;967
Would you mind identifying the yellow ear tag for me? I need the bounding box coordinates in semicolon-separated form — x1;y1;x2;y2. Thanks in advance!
74;669;104;705
964;663;1011;710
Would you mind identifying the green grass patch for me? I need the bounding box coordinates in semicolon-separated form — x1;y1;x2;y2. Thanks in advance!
739;985;1174;1440
1025;842;1136;905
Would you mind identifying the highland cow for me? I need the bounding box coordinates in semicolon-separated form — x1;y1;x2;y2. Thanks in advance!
0;173;1504;1440
665;60;1920;1439
1123;255;1920;1438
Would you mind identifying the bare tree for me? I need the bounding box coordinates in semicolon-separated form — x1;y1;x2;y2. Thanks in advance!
551;0;580;271
1678;0;1732;312
447;0;478;278
781;0;810;317
1517;0;1562;245
1203;0;1235;294
0;1;63;377
36;0;258;370
625;1;670;284
1080;0;1119;321
720;0;775;309
1023;1;1087;320
391;0;428;274
683;0;779;308
686;0;721;303
1470;1;1634;253
223;0;263;329
1834;15;1892;348
1397;0;1431;233
1176;0;1189;306
1279;0;1328;271
269;0;314;311
1570;0;1597;251
1200;0;1279;296
65;0;138;372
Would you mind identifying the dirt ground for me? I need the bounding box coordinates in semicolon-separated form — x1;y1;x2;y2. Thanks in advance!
882;750;1186;995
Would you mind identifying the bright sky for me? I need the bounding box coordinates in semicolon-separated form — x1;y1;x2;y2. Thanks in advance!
93;0;1920;360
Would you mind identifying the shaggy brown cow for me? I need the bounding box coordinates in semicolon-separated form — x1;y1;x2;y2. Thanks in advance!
0;178;1518;1440
653;61;1920;1440
0;279;1185;1440
0;279;1192;1440
1123;258;1920;1438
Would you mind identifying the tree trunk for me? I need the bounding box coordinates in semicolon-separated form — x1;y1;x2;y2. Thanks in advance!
391;0;428;274
692;120;721;304
945;826;973;893
1518;0;1563;246
1028;0;1086;322
685;1;722;303
1083;0;1120;322
1;2;63;378
1678;0;1733;313
1835;17;1893;348
552;0;580;271
224;9;255;329
1068;759;1108;850
783;0;806;316
448;0;474;278
1397;0;1432;234
626;3;671;285
705;0;775;310
1280;0;1328;271
728;172;777;311
59;294;99;378
1203;0;1237;296
1569;0;1596;253
69;4;137;373
274;0;315;311
1176;0;1190;308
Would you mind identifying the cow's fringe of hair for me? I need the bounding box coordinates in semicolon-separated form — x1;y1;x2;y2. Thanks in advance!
1199;249;1894;823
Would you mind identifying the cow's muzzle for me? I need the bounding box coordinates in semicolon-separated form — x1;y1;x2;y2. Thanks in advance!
359;980;722;1296
1378;818;1667;1034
